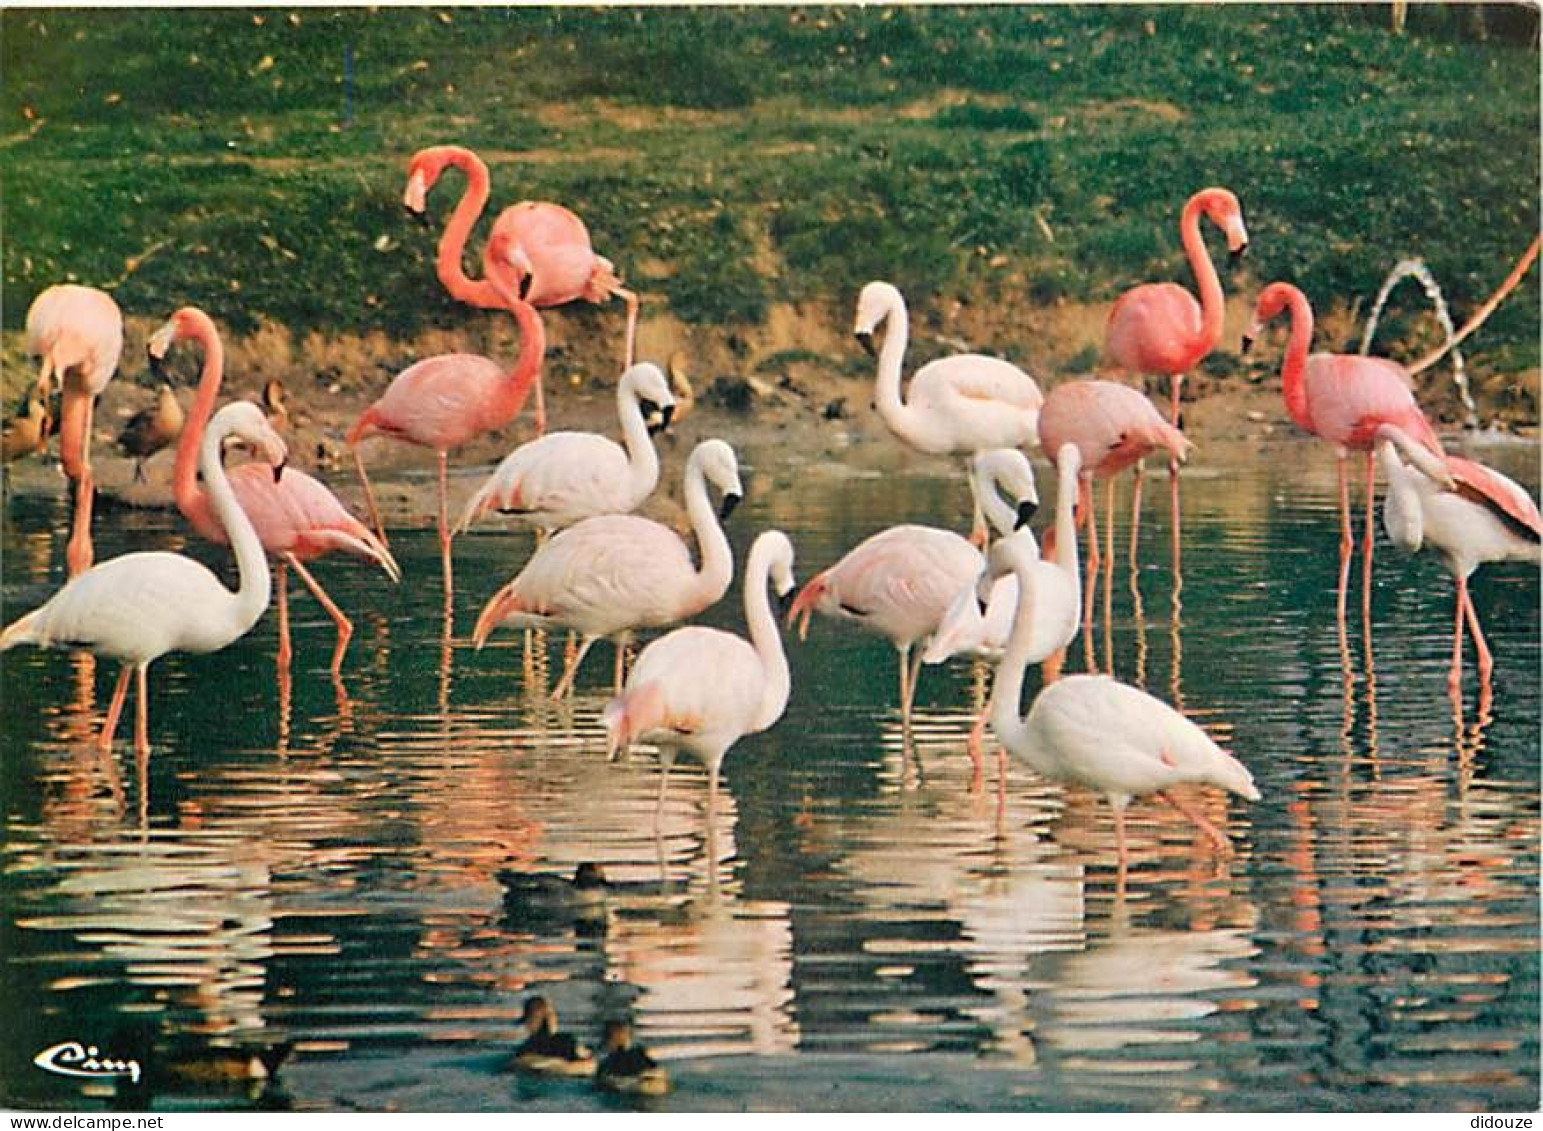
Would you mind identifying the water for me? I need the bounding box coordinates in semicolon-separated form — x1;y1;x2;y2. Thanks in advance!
2;434;1538;1113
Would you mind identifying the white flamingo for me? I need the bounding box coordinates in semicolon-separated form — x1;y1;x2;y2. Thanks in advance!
926;443;1084;778
471;438;744;698
604;528;796;814
989;658;1260;872
26;284;124;576
1377;423;1542;700
854;280;1044;541
1;402;286;754
456;361;676;537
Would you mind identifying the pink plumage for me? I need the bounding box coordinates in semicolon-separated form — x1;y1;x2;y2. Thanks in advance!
1037;379;1192;480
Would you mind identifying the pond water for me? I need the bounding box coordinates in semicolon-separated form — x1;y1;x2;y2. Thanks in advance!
2;432;1538;1113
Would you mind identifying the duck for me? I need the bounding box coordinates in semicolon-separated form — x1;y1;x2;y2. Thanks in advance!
510;996;596;1077
259;378;290;430
595;1020;671;1098
499;863;610;934
117;382;184;481
2;376;54;463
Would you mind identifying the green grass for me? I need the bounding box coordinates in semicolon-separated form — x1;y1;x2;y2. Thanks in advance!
2;5;1537;386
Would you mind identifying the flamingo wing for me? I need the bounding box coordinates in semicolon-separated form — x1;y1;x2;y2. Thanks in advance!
1106;283;1204;376
365;354;512;449
514;515;696;632
1447;456;1543;541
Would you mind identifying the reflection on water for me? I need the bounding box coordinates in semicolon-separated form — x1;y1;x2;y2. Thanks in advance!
2;437;1538;1112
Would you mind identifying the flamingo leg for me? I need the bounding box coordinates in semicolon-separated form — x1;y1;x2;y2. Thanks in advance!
99;663;133;751
351;446;391;551
1103;475;1116;675
275;561;293;671
1160;788;1233;855
612;631;634;694
1129;461;1144;572
65;393;96;577
1335;451;1353;632
133;663;150;757
436;450;453;604
1169;372;1183;429
1113;802;1130;880
966;705;987;792
549;634;598;700
289;555;354;675
1361;450;1376;628
1461;574;1494;687
1082;476;1099;672
906;645;924;725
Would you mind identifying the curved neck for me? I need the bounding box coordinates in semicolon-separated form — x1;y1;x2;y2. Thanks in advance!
1051;456;1081;597
682;459;734;607
430;148;503;307
989;554;1040;755
1181;192;1226;357
743;542;791;732
1276;287;1316;431
872;293;914;432
975;466;1019;541
172;310;225;517
615;372;660;493
200;417;271;628
488;298;546;424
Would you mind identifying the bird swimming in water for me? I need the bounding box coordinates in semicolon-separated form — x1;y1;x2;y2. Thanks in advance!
595;1019;670;1097
510;995;595;1076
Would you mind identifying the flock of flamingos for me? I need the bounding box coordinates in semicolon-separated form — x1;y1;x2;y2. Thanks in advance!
3;144;1540;881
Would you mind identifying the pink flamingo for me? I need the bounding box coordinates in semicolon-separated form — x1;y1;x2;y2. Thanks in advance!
1377;423;1541;702
26;284;124;576
403;143;639;427
2;402;286;755
1243;281;1444;627
787;523;982;731
455;361;675;538
1037;379;1191;669
1106;187;1249;428
854;280;1043;543
159;308;400;676
347;252;545;604
604;529;796;815
471;438;743;699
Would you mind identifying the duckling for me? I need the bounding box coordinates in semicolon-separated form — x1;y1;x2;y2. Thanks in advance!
159;1041;294;1087
2;378;53;463
595;1020;671;1098
666;350;696;426
510;995;595;1077
259;378;289;430
500;862;609;920
117;382;184;481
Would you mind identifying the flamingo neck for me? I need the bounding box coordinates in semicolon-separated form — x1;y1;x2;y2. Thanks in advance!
872;292;916;437
973;463;1019;542
682;457;734;610
200;413;272;632
616;371;660;498
172;310;225;520
1181;191;1226;358
1051;456;1081;602
431;147;502;308
743;540;792;733
489;298;546;425
989;553;1041;757
1276;286;1316;432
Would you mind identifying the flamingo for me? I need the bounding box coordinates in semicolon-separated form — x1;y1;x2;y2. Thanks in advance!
1;402;287;755
26;284;124;576
472;438;744;699
988;669;1260;874
455;360;675;537
159;308;400;676
1037;379;1191;667
925;442;1084;781
117;382;184;482
403;143;639;422
787;524;981;731
1377;423;1541;702
1106;187;1249;428
347;246;545;604
853;280;1044;542
603;528;796;815
1243;281;1444;627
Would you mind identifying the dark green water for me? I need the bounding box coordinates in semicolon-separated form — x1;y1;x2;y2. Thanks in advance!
2;435;1538;1112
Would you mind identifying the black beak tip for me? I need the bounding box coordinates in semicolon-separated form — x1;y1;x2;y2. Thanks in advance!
776;588;795;618
719;492;743;522
273;459;287;483
1229;242;1249;264
1240;334;1255;355
1015;499;1039;529
855;331;877;359
518;273;534;301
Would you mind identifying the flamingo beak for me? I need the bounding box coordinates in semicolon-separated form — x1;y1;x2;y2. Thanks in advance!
1239;332;1255;355
855;331;877;359
1015;499;1038;529
273;458;287;484
644;401;675;436
718;492;743;522
776;586;795;619
402;171;428;219
1229;241;1249;265
518;272;534;301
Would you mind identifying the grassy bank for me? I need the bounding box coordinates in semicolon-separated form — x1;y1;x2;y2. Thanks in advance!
2;5;1538;417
